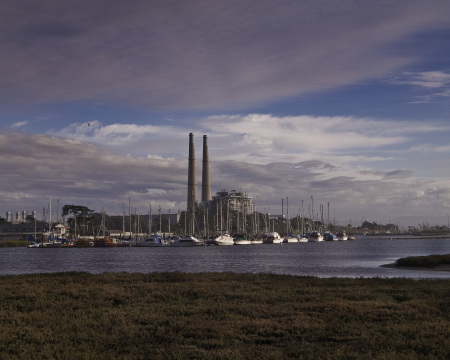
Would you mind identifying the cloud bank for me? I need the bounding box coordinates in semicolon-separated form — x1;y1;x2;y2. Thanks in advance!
2;111;450;226
1;0;450;110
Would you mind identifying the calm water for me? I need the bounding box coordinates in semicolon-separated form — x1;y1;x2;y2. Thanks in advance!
1;236;449;278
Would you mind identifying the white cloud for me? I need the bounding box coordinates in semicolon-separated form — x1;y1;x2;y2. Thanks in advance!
11;121;29;128
397;71;450;88
390;71;450;103
199;114;450;167
49;113;450;177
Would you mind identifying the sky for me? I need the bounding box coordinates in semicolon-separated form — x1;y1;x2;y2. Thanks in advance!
1;0;450;228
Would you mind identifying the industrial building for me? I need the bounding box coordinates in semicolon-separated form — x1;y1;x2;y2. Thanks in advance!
187;133;252;215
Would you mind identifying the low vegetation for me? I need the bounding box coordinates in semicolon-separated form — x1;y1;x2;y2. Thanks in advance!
0;272;449;359
396;254;450;268
0;240;29;248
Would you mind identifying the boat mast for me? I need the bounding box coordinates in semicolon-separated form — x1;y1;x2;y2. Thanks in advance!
149;203;152;235
128;198;132;240
158;206;161;233
49;198;52;233
286;197;289;236
220;201;223;235
168;209;171;237
122;203;125;237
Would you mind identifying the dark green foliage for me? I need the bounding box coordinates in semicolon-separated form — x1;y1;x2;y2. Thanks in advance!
0;272;449;359
396;254;450;268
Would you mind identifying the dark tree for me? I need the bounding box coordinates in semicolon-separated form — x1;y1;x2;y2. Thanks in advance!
62;205;95;236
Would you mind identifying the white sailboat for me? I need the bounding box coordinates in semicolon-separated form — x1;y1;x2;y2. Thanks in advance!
171;197;204;247
283;197;298;243
308;231;324;242
213;200;234;245
337;231;348;241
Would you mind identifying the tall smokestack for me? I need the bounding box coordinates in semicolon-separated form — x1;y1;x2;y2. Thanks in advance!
202;135;211;203
187;133;198;211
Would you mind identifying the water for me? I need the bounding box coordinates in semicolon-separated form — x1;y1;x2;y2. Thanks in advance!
1;236;449;278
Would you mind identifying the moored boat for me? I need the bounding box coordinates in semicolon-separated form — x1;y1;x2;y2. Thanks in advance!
337;231;348;241
42;241;63;248
264;232;283;244
283;234;299;243
213;233;234;246
323;232;338;241
137;233;167;247
72;238;93;247
234;235;251;245
93;237;116;247
307;231;324;242
169;235;204;247
250;237;263;245
298;234;309;243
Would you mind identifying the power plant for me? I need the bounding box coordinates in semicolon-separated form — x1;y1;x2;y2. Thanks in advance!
186;133;252;213
187;133;212;210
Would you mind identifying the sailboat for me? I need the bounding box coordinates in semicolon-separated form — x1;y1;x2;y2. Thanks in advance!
170;200;204;247
213;201;234;245
93;208;116;247
265;232;283;244
307;196;324;242
337;231;348;241
138;232;168;247
283;197;298;243
307;231;324;242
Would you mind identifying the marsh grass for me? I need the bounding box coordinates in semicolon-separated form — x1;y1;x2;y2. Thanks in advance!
0;272;449;359
396;254;450;268
0;240;29;248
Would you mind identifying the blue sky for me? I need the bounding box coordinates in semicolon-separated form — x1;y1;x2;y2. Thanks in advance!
1;0;450;228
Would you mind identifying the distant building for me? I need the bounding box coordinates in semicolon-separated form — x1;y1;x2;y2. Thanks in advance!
211;190;253;214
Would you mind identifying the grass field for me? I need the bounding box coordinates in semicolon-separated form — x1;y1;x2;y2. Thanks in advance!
0;272;449;359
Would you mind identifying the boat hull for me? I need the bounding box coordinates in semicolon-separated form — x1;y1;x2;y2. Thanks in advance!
308;232;324;242
234;239;251;245
214;235;235;246
169;236;204;247
264;232;283;244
